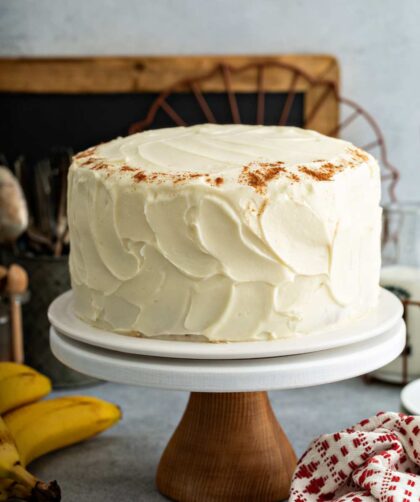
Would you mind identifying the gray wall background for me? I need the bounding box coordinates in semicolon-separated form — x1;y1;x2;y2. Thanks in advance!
1;0;419;200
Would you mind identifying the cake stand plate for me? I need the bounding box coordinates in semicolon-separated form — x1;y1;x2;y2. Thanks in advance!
49;308;405;502
50;318;405;392
48;288;402;360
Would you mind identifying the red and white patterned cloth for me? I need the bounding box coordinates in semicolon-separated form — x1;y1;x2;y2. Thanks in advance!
290;412;420;502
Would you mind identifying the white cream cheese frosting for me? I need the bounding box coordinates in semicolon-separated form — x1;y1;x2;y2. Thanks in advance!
68;124;382;342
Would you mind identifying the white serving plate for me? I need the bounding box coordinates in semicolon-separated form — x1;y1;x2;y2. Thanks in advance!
401;379;420;415
48;288;402;361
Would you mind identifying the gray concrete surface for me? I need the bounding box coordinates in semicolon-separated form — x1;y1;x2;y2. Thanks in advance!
31;377;402;501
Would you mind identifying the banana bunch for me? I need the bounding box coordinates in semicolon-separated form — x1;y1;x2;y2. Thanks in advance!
0;362;122;501
0;416;60;501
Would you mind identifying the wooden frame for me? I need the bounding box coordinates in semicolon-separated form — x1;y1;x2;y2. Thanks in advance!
0;55;339;135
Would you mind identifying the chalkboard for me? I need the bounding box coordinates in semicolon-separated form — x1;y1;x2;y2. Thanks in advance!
0;91;304;163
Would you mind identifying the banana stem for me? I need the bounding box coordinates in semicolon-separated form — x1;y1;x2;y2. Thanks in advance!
7;467;61;501
8;481;32;499
10;463;36;488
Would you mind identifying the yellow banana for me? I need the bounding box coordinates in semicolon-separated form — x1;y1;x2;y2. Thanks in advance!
0;362;51;414
0;416;60;500
4;396;121;467
0;416;33;486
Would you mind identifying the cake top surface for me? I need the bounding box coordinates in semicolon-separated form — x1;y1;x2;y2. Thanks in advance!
73;124;371;192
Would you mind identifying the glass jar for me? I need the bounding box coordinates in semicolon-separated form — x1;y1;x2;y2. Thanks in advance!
373;202;420;383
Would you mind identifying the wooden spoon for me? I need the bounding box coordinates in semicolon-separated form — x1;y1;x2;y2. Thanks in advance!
6;264;28;363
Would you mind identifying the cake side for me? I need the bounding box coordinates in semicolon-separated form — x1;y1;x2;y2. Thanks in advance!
68;124;381;342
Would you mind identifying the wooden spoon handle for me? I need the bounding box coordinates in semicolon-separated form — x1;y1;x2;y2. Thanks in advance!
10;297;24;363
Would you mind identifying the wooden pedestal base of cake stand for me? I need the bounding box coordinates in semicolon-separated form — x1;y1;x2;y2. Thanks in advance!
48;289;405;502
156;391;296;501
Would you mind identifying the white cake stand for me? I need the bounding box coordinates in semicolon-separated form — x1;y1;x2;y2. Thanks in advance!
49;290;405;502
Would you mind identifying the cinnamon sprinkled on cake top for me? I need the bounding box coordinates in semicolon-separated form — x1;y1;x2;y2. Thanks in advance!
133;171;147;182
298;162;343;181
173;173;205;184
78;153;366;189
74;147;97;160
348;147;370;162
130;170;212;185
90;162;108;171
239;162;287;194
288;173;300;182
77;150;369;188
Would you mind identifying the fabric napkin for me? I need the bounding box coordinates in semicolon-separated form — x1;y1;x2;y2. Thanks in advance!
289;412;420;501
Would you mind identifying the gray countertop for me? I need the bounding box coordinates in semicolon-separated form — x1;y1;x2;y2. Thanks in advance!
31;378;402;501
